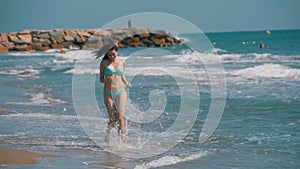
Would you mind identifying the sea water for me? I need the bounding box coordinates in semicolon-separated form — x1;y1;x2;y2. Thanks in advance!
0;30;299;168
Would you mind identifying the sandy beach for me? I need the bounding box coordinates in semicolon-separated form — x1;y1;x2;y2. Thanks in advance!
0;147;59;165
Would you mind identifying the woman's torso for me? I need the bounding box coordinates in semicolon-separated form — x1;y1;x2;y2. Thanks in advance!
103;59;124;92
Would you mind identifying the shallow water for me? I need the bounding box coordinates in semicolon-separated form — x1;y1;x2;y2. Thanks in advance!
0;30;299;168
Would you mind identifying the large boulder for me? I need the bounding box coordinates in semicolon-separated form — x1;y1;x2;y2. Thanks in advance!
150;36;166;47
17;34;32;44
1;41;15;49
8;33;19;42
67;30;80;41
129;28;150;36
63;30;75;42
18;30;31;35
141;38;154;47
49;30;64;44
61;41;75;48
0;44;9;52
32;42;43;49
14;45;33;51
0;47;9;52
35;46;50;51
38;32;50;39
138;32;150;39
77;30;91;38
36;38;52;46
95;30;112;37
51;44;64;49
0;34;8;42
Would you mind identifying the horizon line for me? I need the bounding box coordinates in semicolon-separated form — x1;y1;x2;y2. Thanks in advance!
1;27;299;35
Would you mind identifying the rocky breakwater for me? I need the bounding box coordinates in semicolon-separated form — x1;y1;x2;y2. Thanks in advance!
0;28;183;52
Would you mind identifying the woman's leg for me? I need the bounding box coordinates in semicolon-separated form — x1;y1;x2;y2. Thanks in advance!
115;89;128;134
104;94;118;143
104;94;116;129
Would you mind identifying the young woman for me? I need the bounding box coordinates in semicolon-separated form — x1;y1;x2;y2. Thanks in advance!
99;44;131;142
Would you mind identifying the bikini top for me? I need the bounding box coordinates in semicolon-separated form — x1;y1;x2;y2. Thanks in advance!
104;64;124;76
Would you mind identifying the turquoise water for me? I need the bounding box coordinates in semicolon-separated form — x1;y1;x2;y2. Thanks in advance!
0;30;299;168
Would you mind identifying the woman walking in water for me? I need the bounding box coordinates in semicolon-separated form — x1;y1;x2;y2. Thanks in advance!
99;44;131;142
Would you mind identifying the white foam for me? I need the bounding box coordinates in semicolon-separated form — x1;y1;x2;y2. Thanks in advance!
231;64;300;80
219;53;245;61
53;50;96;64
28;92;68;105
67;54;208;81
2;112;76;119
165;52;300;65
7;51;53;57
174;53;201;63
6;92;68;106
134;151;208;169
173;51;224;64
25;50;94;67
6;49;73;57
64;67;99;75
43;59;75;65
0;68;40;79
219;53;300;63
210;47;227;53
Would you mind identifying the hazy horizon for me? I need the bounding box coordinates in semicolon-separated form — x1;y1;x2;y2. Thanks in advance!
0;0;299;33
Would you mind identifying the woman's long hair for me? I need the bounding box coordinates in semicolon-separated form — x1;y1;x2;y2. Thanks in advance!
94;43;118;60
102;44;118;60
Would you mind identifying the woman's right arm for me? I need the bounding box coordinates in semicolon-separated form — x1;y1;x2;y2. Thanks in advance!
100;60;108;83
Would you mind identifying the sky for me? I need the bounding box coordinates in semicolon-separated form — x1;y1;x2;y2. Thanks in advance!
0;0;299;33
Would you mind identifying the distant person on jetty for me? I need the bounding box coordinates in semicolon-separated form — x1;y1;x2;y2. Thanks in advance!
99;44;131;142
128;20;132;28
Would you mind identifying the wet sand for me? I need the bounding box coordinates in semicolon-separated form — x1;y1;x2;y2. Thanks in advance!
0;147;59;165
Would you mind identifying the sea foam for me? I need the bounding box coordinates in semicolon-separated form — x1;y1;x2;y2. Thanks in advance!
134;151;209;169
231;63;300;80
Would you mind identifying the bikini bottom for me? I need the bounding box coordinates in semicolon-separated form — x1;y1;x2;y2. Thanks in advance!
104;87;125;100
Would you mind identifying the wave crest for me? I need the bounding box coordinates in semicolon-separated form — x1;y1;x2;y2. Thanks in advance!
134;151;208;169
231;64;300;79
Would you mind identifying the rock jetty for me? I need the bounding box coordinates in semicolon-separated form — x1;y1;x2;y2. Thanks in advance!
0;28;183;52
